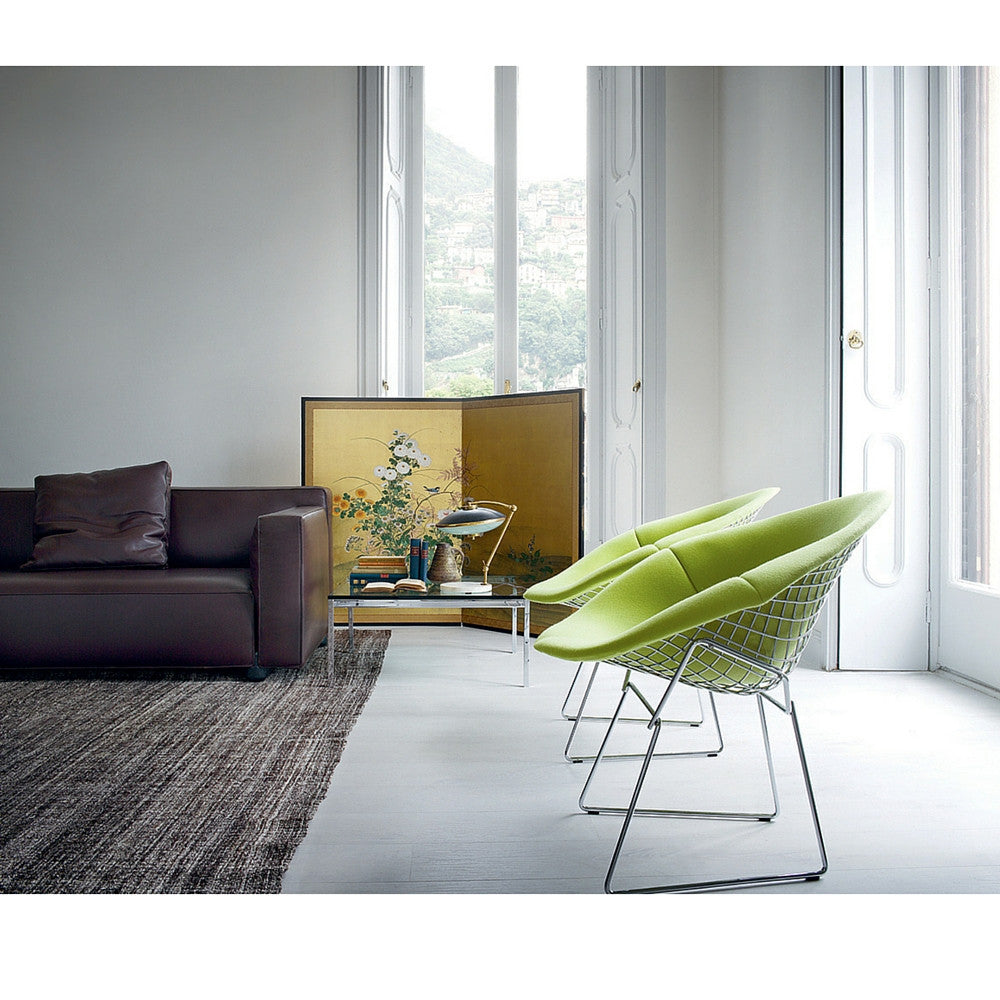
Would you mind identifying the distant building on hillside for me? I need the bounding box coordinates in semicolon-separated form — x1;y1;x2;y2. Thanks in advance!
455;264;488;288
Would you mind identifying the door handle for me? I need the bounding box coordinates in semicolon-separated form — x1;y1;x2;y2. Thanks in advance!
847;330;864;350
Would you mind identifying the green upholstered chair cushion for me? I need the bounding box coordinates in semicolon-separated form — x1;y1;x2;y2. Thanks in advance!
523;487;779;605
535;491;891;692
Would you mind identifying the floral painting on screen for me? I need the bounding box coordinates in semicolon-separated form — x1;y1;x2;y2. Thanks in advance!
334;430;475;557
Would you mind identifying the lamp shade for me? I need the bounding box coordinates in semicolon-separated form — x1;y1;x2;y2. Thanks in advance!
435;505;506;536
433;498;517;593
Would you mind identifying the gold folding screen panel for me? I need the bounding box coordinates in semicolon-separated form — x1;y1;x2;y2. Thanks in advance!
302;389;583;632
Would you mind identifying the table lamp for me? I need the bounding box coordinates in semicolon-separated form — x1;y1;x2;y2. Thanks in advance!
434;498;517;594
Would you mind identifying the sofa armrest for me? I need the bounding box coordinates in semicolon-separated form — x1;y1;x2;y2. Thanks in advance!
251;505;331;669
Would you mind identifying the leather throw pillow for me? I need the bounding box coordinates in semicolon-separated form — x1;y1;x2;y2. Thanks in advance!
21;461;172;571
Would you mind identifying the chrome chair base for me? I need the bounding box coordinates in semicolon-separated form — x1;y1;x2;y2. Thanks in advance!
579;684;767;819
603;701;827;894
568;676;723;766
582;647;827;894
560;661;705;724
561;661;709;763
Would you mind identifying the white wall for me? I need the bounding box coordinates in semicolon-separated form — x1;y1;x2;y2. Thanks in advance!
653;67;829;520
716;67;830;515
0;67;359;487
662;67;722;514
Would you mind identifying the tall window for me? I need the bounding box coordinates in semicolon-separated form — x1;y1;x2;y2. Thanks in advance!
422;66;587;397
955;67;1000;586
362;65;657;550
423;67;495;397
515;67;587;393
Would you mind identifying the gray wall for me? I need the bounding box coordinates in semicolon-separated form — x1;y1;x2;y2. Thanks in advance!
717;67;830;515
652;67;829;520
0;67;359;486
662;66;722;514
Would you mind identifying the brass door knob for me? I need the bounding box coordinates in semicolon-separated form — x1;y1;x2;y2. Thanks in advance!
847;330;864;350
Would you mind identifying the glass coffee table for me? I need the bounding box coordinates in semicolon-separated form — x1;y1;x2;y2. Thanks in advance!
328;578;531;686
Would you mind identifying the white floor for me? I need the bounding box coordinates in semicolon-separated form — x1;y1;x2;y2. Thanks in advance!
282;624;1000;895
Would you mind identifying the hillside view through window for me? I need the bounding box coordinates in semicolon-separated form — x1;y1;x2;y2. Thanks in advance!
423;67;587;397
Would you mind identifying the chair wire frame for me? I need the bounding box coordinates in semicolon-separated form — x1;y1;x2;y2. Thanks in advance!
562;663;719;764
583;542;858;894
557;509;765;755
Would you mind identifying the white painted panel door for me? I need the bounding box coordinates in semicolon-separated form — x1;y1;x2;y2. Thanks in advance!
839;66;931;670
934;66;1000;690
586;66;644;548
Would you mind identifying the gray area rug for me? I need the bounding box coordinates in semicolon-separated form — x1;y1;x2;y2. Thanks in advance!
0;630;389;893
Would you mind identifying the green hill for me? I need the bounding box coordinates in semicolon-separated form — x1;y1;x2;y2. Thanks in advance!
425;126;492;202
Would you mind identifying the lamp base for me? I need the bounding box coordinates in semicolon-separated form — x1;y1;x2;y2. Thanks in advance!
439;580;493;595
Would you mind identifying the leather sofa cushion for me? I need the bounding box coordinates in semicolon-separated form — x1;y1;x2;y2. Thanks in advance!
21;461;172;571
0;568;254;668
0;566;248;596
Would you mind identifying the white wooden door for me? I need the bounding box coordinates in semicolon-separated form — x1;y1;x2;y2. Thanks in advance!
934;66;1000;690
586;66;644;547
839;66;931;671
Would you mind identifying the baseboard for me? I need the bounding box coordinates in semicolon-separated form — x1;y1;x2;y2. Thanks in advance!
934;665;1000;701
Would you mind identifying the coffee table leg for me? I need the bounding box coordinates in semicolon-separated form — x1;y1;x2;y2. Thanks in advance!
522;600;530;687
327;600;336;678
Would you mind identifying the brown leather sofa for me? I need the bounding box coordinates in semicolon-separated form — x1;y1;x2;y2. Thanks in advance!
0;483;332;678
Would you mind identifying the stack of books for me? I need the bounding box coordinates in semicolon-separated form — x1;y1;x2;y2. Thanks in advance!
348;554;409;588
350;542;433;589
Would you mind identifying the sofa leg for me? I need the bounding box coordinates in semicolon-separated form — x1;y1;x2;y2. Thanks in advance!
247;656;269;682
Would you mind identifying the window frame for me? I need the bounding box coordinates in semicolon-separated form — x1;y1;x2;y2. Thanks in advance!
930;64;1000;690
494;65;518;394
358;66;424;398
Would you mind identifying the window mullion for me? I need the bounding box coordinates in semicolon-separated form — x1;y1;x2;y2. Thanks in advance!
358;67;382;397
495;66;518;393
403;67;424;397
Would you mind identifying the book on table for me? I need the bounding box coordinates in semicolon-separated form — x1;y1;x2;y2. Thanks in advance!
356;554;408;565
349;570;408;587
354;555;409;572
360;578;428;594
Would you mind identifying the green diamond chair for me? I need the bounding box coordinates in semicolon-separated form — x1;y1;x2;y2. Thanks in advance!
524;488;780;761
534;490;891;894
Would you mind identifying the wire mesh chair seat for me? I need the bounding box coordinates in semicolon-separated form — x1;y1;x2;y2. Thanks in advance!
534;490;891;894
524;488;780;760
605;545;855;695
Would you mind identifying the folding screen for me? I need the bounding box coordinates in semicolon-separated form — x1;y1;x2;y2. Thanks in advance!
302;389;583;632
